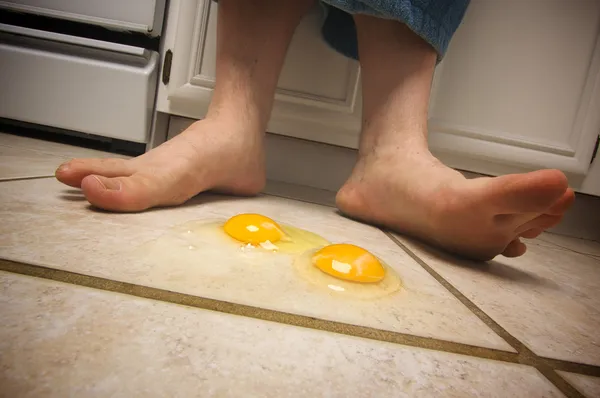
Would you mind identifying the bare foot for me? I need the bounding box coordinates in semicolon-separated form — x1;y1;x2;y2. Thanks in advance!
55;119;265;212
336;152;575;261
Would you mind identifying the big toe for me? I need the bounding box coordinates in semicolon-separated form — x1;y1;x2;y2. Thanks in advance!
485;169;569;213
81;174;170;212
56;158;132;188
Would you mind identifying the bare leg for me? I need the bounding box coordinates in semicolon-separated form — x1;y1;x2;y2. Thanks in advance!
336;15;575;260
56;0;314;212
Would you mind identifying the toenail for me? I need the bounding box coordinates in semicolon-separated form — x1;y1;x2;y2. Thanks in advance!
93;176;121;191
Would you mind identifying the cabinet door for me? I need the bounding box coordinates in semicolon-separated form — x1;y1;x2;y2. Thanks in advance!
157;0;600;182
157;0;362;148
428;0;600;178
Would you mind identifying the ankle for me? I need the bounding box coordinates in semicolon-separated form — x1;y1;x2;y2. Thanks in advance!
354;148;442;181
183;113;266;148
205;102;268;133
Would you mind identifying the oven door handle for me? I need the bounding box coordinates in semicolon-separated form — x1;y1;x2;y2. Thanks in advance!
0;22;147;56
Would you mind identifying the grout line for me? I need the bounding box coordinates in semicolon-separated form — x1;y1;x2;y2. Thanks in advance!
0;143;75;158
3;255;599;384
536;367;588;398
0;175;55;183
262;192;334;209
1;172;336;210
384;232;590;398
261;190;336;209
384;232;529;350
542;358;600;378
541;233;600;244
537;238;600;259
0;258;521;363
1;143;129;160
1;253;598;396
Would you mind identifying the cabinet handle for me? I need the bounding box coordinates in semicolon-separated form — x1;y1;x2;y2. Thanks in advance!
162;49;173;85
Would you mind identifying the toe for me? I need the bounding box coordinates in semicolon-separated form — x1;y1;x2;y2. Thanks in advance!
546;188;575;215
484;169;569;213
519;227;544;239
493;184;574;231
515;213;563;235
502;238;527;257
56;158;132;188
81;174;169;212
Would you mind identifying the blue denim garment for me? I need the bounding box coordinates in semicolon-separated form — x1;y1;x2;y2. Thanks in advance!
320;0;470;61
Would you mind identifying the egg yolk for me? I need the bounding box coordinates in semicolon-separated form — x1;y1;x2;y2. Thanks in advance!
312;244;385;283
223;214;285;245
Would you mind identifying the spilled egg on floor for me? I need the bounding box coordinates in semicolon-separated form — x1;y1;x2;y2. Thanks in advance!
140;213;330;265
136;212;401;300
294;243;401;299
134;213;331;285
222;213;329;253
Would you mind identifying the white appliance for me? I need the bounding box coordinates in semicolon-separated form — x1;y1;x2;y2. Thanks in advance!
0;0;165;144
0;0;166;34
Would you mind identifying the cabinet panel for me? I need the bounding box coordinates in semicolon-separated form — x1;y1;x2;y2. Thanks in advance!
197;5;356;103
157;0;600;184
429;0;600;176
433;1;598;147
157;0;362;148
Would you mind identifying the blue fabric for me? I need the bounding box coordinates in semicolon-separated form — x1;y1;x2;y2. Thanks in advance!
320;0;470;61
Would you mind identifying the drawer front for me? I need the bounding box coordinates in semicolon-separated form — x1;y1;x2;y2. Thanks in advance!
0;0;166;35
0;25;159;143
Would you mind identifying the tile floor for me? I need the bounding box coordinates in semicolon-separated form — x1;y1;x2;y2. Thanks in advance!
1;132;599;398
0;133;128;181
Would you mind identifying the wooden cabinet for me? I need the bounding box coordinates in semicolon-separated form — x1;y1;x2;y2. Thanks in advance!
157;0;361;148
156;0;600;195
428;0;600;186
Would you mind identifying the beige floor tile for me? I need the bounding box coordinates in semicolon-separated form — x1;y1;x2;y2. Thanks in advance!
0;271;563;398
557;372;600;398
0;146;65;180
0;133;129;159
0;178;512;352
264;180;336;207
523;234;563;250
537;233;600;257
0;133;128;180
393;234;600;365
